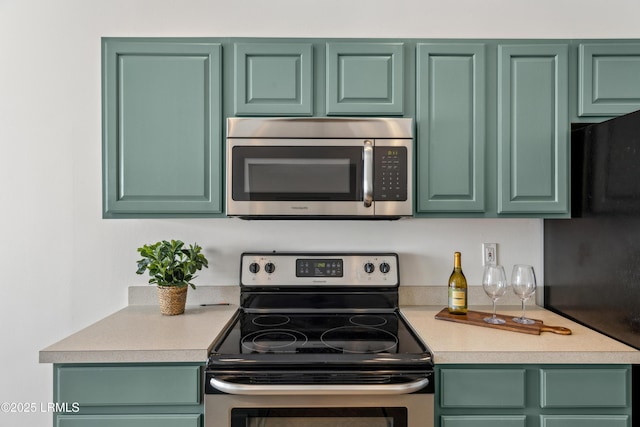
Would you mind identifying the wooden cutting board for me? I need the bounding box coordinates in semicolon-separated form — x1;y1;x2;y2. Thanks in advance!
435;308;572;335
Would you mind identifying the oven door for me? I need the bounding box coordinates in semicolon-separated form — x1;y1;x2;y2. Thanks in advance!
205;393;433;427
227;139;372;217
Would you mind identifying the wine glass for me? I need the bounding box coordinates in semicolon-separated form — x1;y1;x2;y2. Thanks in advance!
482;265;507;324
511;264;537;324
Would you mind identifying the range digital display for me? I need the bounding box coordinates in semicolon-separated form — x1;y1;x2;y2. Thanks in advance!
296;259;343;277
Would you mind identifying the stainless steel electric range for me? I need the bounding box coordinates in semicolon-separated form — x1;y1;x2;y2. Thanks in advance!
204;252;434;427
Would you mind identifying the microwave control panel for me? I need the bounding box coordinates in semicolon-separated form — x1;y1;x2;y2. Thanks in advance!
374;147;407;201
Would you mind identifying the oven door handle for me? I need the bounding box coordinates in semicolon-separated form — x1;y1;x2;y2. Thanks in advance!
209;376;429;395
362;140;374;208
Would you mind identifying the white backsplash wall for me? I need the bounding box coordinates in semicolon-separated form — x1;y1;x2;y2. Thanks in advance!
2;0;639;425
109;217;542;289
84;218;541;324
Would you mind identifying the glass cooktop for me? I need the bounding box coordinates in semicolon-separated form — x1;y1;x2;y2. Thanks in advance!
210;310;429;361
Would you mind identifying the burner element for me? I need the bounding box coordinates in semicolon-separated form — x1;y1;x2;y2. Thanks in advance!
241;329;308;353
349;315;388;327
252;315;291;327
321;326;399;354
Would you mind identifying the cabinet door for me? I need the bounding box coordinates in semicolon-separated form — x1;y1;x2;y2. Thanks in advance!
440;368;526;408
102;39;223;217
234;43;313;115
326;42;404;115
540;415;629;427
497;44;569;215
579;43;640;116
416;43;485;213
56;414;201;427
441;415;527;427
540;368;629;408
55;364;201;406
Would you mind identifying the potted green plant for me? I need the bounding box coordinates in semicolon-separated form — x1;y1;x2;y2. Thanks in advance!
136;239;209;315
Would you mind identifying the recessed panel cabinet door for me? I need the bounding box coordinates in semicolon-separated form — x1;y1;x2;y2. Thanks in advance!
234;43;313;115
579;43;640;116
416;44;486;213
441;416;527;427
497;44;569;215
540;415;630;427
102;40;222;217
56;365;201;406
540;368;629;408
440;368;526;408
56;414;201;427
326;42;404;115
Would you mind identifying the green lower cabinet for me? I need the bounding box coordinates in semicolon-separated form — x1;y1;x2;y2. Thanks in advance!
55;364;201;406
436;365;632;427
56;414;201;427
440;368;526;408
53;363;203;427
539;415;629;427
540;368;629;408
441;415;527;427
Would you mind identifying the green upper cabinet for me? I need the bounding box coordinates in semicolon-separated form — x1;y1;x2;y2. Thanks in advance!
100;38;640;218
326;42;404;115
102;39;223;218
416;43;486;213
234;43;313;116
579;43;640;117
497;44;569;216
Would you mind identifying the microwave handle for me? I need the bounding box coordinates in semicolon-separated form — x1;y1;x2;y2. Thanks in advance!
363;140;373;208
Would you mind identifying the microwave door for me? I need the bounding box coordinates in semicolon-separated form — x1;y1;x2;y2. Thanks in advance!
227;142;374;217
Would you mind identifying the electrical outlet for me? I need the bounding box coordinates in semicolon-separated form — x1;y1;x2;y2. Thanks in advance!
483;243;497;266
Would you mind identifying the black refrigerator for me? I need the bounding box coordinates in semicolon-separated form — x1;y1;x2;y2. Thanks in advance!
545;109;640;422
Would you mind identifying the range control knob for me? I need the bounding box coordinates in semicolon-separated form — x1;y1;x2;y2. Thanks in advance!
248;262;260;274
264;262;276;274
379;262;391;274
364;262;375;274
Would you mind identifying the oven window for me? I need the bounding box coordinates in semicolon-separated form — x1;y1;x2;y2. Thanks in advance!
231;146;361;201
232;408;406;427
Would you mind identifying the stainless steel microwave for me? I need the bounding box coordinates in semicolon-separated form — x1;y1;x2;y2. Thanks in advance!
226;117;413;218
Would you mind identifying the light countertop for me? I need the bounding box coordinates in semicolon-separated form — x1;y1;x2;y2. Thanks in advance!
40;303;640;365
403;305;640;364
39;305;238;364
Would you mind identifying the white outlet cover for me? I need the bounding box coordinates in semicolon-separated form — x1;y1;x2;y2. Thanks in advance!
483;243;497;266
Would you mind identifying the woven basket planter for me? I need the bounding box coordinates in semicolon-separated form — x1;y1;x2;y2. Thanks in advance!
157;285;188;315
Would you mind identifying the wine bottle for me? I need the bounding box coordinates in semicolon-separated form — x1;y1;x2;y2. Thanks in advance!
448;251;468;314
